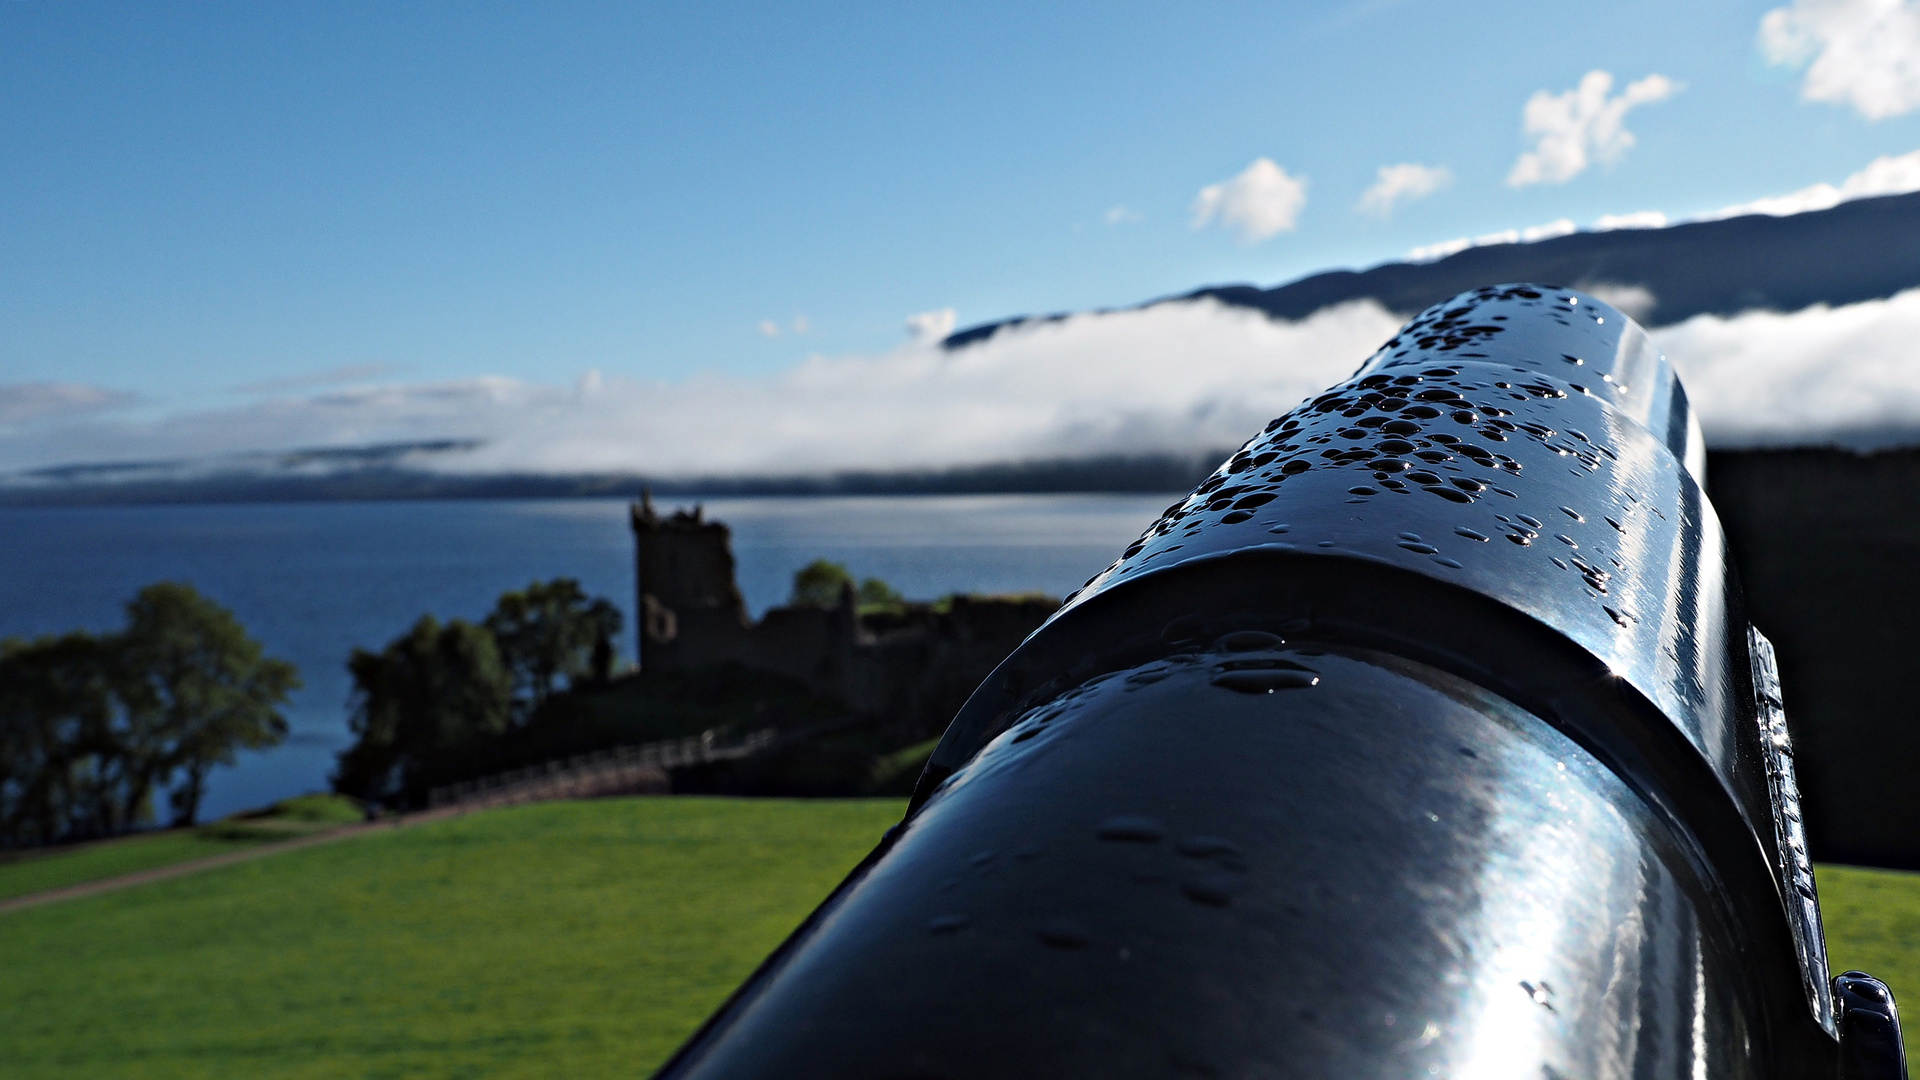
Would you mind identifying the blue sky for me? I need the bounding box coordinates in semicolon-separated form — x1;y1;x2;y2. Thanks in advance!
5;0;1920;469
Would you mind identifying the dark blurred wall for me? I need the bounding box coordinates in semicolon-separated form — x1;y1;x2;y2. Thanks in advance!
1710;447;1920;869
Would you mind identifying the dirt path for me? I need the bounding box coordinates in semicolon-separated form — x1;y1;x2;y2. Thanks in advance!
0;805;468;917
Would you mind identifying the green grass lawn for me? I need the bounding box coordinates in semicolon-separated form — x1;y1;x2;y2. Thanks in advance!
1817;863;1920;1006
0;830;273;902
0;795;369;903
0;797;902;1080
0;797;1912;1078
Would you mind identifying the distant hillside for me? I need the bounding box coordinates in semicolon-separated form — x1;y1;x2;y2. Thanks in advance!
947;190;1920;346
0;452;1229;507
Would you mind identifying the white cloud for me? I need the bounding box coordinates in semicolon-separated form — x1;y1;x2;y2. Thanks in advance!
17;289;1920;479
0;300;1403;478
1410;147;1920;260
1406;218;1575;261
1356;163;1452;219
905;308;957;343
0;382;136;426
1105;205;1143;225
1508;71;1680;187
758;320;782;338
1655;286;1920;448
1707;148;1920;218
1761;0;1920;119
1578;283;1658;321
792;316;811;335
1593;211;1668;230
1192;159;1308;242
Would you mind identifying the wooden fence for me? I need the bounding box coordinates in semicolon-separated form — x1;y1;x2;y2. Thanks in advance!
426;728;779;811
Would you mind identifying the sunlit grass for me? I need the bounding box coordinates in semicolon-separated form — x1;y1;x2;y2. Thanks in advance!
1;799;1913;1078
1817;862;1920;1011
0;797;900;1079
0;831;270;902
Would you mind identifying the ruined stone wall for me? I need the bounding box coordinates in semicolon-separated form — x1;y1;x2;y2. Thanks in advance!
631;494;754;670
631;495;1057;735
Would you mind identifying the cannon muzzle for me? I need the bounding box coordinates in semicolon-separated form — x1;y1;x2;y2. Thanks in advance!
655;285;1905;1079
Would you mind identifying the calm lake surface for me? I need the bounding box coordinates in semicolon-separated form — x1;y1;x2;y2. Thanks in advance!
0;494;1175;819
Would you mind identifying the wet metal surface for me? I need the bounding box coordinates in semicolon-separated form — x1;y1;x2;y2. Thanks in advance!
654;287;1868;1078
669;648;1761;1079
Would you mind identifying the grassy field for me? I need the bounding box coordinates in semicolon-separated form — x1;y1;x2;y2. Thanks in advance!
0;797;903;1080
0;797;1913;1078
1818;863;1920;1004
0;795;369;903
0;831;274;902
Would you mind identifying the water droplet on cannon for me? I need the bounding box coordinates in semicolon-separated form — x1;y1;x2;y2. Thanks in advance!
1162;616;1206;643
1181;870;1248;906
1176;836;1243;859
1098;815;1168;843
929;914;970;934
1454;527;1489;541
1038;918;1093;949
1215;630;1285;652
1211;668;1319;693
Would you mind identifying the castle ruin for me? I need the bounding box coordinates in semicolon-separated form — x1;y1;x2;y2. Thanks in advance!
629;494;1057;736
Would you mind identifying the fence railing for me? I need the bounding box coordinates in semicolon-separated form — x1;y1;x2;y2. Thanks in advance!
426;728;779;810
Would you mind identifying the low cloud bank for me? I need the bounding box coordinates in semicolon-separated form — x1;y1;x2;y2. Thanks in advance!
10;287;1920;485
0;300;1399;481
1658;287;1920;449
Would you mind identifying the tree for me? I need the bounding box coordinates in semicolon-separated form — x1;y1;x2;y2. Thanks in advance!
334;615;513;806
857;576;904;612
483;579;623;715
790;559;853;608
0;633;120;845
116;583;300;826
0;582;297;844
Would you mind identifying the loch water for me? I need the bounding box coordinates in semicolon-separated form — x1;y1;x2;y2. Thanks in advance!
0;493;1174;819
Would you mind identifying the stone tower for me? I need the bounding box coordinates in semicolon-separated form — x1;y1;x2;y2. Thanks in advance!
629;491;751;669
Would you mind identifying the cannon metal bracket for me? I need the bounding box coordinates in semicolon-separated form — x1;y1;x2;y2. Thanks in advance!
1749;625;1833;1033
1836;971;1909;1080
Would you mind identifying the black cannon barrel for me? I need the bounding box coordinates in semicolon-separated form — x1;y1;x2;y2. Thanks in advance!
655;285;1904;1079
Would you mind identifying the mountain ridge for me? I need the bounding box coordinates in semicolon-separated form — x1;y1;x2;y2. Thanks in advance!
946;189;1920;347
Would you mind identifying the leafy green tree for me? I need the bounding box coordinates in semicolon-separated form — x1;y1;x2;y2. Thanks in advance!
0;633;120;845
857;576;904;612
484;579;623;714
0;582;296;843
116;583;300;826
334;616;514;806
790;559;853;608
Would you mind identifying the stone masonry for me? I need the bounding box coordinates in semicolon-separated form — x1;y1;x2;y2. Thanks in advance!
630;493;1056;736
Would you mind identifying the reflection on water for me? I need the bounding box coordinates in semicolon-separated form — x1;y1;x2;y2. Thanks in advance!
0;494;1174;819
